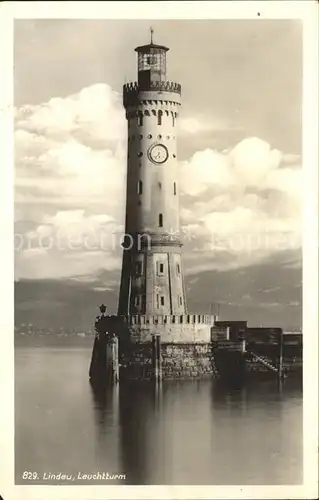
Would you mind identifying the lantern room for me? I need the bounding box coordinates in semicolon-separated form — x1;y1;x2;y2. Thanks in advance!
134;30;169;90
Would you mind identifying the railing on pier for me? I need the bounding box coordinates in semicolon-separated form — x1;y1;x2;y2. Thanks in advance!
247;351;279;373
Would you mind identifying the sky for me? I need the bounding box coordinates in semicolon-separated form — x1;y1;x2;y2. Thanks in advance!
14;19;303;327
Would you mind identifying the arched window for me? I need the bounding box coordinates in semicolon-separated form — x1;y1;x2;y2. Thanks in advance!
138;180;143;194
145;110;150;116
158;110;163;126
159;213;163;227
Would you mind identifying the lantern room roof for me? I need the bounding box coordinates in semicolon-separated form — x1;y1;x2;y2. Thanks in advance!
134;43;169;53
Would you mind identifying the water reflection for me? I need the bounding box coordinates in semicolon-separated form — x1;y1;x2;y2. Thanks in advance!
118;381;164;484
89;381;121;480
88;377;302;485
90;381;119;431
16;348;303;486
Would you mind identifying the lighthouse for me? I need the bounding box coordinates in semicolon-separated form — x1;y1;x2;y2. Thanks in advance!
90;32;218;384
118;30;187;317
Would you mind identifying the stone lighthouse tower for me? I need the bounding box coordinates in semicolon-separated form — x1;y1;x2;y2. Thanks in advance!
90;33;223;383
118;31;187;317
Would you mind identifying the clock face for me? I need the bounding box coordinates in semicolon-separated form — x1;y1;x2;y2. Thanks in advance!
149;144;168;164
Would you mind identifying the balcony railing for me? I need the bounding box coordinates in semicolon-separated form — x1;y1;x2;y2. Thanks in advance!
123;80;181;106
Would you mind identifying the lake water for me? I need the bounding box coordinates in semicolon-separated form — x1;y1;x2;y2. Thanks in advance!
15;346;303;485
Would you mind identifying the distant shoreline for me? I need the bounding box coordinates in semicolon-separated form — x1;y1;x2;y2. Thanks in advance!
15;335;95;348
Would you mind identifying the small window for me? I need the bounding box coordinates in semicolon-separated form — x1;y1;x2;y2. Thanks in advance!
177;263;180;275
179;296;183;306
159;213;163;227
157;134;162;140
174;182;176;195
172;114;175;127
160;296;165;306
158;111;163;126
158;182;162;190
135;262;142;275
135;295;140;306
148;134;152;139
138;115;143;127
139;134;143;139
138;152;143;157
138;180;143;194
157;262;165;275
173;154;176;158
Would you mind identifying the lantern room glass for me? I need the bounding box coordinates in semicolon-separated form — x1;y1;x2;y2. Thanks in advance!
137;48;167;80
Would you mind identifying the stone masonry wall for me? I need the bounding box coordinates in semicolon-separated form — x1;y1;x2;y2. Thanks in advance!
119;341;215;380
161;343;214;379
128;319;214;343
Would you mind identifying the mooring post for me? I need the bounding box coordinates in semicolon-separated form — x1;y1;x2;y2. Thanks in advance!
156;334;162;381
152;333;162;381
278;328;284;381
152;334;158;381
106;335;119;385
241;338;246;353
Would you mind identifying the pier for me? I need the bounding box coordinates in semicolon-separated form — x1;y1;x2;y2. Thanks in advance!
89;312;302;385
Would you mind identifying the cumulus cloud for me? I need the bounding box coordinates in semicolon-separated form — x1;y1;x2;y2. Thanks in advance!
179;136;301;273
16;83;126;143
14;84;302;280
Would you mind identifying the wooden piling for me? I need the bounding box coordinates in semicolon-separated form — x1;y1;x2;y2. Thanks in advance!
156;334;162;380
152;334;162;381
106;336;119;384
278;328;284;381
241;338;246;353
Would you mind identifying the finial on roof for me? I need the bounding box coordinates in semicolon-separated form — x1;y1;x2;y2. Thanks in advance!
150;26;154;44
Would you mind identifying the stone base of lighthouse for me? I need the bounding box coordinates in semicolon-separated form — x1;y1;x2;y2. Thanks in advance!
90;313;225;381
